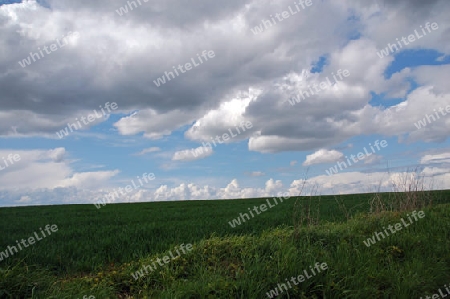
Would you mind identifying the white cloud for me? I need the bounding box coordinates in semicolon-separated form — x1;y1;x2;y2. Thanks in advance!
420;152;450;164
134;147;161;156
47;147;66;162
2;161;450;207
363;154;383;165
0;148;119;192
172;146;213;162
303;149;344;166
114;109;201;140
55;170;120;189
249;171;265;177
184;92;256;144
17;195;31;203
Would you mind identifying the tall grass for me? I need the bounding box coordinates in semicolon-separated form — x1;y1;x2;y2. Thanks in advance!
369;167;434;214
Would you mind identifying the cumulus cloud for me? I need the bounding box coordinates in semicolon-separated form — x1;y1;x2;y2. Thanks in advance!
55;170;120;189
0;0;449;150
215;178;284;199
303;149;344;166
47;147;66;162
0;148;119;193
184;92;256;143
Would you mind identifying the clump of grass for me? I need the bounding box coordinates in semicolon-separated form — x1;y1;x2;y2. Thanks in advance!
369;167;434;214
296;182;322;228
0;259;54;298
292;171;322;241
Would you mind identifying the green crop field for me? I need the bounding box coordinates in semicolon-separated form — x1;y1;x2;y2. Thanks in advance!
1;190;449;298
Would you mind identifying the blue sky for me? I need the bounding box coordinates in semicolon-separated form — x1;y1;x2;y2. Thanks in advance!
0;0;449;206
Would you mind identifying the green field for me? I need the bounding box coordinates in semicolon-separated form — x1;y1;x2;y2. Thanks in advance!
1;190;449;298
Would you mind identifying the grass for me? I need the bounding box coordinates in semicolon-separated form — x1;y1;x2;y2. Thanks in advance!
0;190;449;298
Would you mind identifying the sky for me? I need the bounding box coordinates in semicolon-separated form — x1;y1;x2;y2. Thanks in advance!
0;0;449;207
